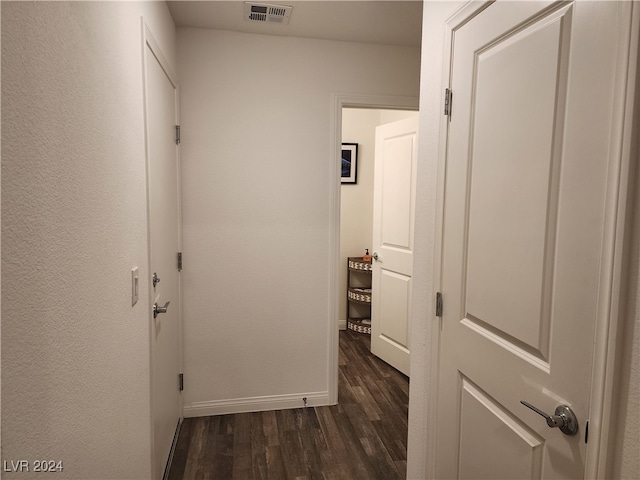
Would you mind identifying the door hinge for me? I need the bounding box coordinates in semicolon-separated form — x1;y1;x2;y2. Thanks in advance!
444;88;453;118
585;420;589;444
179;373;184;391
175;125;181;145
177;252;183;271
436;292;443;317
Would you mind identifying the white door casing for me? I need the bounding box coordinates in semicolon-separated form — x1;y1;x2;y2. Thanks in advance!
433;1;637;479
330;95;419;405
371;117;418;376
143;24;182;479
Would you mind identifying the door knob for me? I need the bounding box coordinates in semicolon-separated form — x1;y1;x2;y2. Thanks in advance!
372;252;379;261
520;401;578;436
153;301;170;319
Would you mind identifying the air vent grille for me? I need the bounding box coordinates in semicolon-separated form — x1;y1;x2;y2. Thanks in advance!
249;12;267;22
245;2;292;25
270;7;287;16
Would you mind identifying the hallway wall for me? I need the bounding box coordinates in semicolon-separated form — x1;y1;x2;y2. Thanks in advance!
609;115;640;478
177;28;420;415
1;2;176;478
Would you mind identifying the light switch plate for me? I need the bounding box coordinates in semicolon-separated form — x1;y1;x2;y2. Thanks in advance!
131;267;139;306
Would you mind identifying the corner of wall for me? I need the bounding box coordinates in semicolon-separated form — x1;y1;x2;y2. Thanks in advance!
608;30;640;476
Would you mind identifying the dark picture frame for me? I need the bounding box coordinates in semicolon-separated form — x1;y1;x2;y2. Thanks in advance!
341;143;358;184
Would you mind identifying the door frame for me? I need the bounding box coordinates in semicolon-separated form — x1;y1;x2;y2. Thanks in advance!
329;94;418;403
425;1;640;478
141;19;183;479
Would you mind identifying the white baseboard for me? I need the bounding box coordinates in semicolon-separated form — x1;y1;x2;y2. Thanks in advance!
338;319;347;330
183;391;331;417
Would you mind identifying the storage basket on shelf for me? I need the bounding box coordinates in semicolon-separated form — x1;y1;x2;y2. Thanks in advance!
346;256;372;335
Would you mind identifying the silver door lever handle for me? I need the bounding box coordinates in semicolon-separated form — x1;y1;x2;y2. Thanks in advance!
520;401;578;436
153;301;170;319
372;252;379;261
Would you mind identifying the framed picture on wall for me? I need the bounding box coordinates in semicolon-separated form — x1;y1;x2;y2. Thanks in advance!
341;143;358;184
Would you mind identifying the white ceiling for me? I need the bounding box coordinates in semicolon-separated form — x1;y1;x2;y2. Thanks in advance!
167;1;423;48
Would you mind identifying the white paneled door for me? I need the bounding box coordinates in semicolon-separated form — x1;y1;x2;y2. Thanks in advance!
436;2;630;478
371;117;418;376
144;27;182;479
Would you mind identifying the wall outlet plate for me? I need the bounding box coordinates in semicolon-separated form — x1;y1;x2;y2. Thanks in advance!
131;267;139;306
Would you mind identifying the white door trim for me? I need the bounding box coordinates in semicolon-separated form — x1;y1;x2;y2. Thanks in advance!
426;2;639;478
425;4;490;475
329;93;418;404
588;2;639;475
141;18;182;480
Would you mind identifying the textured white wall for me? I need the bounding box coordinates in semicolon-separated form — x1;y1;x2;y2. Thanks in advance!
339;108;418;329
611;18;640;474
1;2;175;478
177;28;420;413
610;131;640;478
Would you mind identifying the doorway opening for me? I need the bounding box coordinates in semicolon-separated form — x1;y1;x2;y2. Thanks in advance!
339;107;418;337
328;93;418;406
329;101;419;476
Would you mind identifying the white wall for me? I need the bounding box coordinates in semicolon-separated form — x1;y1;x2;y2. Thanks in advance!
609;92;640;478
1;2;175;478
379;109;420;126
407;2;640;479
340;109;378;329
339;108;418;329
177;28;420;415
612;168;640;478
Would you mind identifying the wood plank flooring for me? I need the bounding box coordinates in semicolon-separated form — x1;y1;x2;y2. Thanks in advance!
167;329;409;480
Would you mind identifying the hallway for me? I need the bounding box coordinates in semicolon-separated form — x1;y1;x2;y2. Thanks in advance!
168;329;409;479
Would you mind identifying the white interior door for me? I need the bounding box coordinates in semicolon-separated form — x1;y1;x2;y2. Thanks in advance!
436;2;628;478
371;117;418;376
144;30;182;479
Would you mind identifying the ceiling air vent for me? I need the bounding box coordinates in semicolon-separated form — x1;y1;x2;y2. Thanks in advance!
245;2;293;25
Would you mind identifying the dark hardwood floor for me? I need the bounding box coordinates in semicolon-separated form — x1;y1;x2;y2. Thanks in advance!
167;329;409;479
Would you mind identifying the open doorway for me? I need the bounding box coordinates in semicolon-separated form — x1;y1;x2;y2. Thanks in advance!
339;107;418;360
328;93;418;407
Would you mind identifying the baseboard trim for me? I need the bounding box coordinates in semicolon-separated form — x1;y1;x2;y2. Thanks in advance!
183;391;331;417
338;319;347;330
